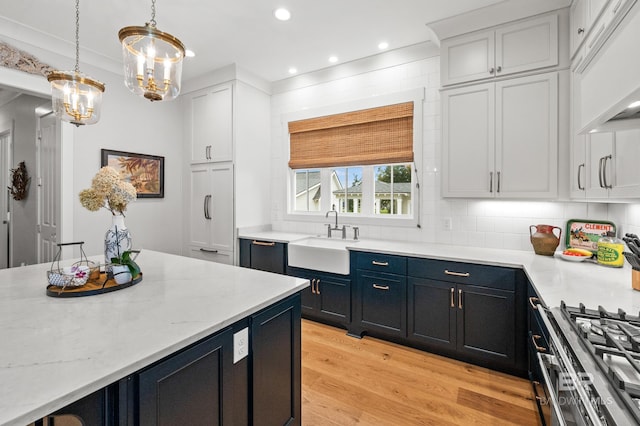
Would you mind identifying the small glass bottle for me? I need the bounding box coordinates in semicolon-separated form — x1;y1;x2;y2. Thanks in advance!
597;231;624;267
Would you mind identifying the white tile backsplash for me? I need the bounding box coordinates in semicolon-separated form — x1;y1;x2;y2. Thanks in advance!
271;51;640;252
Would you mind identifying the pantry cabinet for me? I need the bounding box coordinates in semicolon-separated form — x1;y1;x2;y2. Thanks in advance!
186;83;233;164
183;72;272;265
442;72;558;198
441;14;558;86
187;163;234;260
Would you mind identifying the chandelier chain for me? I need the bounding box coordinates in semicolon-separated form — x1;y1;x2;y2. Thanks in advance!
150;0;157;26
74;0;80;73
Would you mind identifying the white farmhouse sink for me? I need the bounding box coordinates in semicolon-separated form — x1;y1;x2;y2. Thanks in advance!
288;237;358;275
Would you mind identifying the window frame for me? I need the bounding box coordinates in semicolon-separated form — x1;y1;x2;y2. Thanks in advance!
283;89;424;228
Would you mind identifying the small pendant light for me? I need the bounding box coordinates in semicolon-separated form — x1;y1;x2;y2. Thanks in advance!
118;0;185;102
47;0;105;126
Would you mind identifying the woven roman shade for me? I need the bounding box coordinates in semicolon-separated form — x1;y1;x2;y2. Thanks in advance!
288;102;414;169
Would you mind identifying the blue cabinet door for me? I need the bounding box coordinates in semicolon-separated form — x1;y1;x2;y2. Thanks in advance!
408;277;457;352
357;270;407;338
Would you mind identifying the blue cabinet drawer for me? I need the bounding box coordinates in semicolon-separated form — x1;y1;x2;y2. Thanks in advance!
355;252;407;275
407;258;516;291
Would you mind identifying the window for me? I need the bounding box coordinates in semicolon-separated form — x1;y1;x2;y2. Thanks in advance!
286;95;422;225
294;169;321;212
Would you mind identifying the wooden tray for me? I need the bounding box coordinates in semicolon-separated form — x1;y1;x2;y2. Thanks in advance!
46;272;143;298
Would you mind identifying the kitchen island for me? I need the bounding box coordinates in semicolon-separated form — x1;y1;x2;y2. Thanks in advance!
0;250;308;426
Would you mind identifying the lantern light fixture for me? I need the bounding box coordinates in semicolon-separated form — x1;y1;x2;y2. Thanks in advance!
118;0;185;102
47;0;105;126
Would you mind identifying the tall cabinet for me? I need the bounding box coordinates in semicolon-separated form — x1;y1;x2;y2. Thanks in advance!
183;67;272;264
440;10;567;199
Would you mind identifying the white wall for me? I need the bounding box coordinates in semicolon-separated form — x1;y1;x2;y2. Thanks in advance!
270;48;640;251
0;38;185;259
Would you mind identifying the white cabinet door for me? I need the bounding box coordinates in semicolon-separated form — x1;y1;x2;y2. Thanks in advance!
495;15;558;77
570;0;587;57
585;132;613;199
441;14;558;86
570;135;587;198
610;129;640;198
189;84;233;164
188;164;234;254
442;83;495;197
495;72;558;198
441;30;495;86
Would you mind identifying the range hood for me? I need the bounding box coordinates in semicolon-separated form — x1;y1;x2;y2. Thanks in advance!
582;87;640;134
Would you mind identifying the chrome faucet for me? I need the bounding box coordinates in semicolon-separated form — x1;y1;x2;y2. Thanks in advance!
325;210;340;238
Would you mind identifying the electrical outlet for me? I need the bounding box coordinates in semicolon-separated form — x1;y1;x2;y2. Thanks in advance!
233;327;249;364
443;217;453;231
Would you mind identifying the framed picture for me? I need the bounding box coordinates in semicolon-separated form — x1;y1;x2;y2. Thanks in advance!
101;149;165;198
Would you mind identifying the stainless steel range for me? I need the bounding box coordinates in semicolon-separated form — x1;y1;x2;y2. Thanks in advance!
532;300;640;425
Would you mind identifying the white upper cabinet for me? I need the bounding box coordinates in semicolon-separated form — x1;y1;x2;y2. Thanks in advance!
441;14;558;87
442;72;558;199
186;83;233;164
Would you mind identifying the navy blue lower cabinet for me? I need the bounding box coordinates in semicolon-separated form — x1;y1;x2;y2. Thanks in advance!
407;277;457;352
287;266;351;326
251;294;301;426
356;270;407;338
239;238;287;274
138;328;234;426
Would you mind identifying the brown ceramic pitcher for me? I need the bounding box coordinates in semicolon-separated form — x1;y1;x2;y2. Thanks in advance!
529;224;562;256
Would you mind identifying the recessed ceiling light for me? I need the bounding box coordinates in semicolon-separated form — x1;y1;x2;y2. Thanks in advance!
378;42;389;50
628;100;640;109
185;49;196;58
288;67;298;75
328;56;338;63
274;8;291;21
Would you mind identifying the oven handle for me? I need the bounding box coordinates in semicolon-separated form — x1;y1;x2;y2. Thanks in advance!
535;304;604;425
536;353;567;426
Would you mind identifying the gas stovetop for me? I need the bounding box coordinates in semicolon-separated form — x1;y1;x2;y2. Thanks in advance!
561;302;640;421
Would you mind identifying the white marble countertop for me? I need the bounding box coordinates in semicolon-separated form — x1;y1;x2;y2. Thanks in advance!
238;231;640;313
0;250;308;426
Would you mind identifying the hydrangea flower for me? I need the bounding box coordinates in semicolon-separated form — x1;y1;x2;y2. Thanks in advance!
79;166;137;216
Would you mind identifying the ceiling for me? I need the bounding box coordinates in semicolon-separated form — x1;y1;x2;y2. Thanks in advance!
0;0;512;83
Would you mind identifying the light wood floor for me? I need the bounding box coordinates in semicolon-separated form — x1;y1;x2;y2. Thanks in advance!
301;319;540;426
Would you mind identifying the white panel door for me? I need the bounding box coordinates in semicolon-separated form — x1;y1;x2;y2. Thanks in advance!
208;163;234;253
190;84;233;163
495;72;558;198
440;30;495;86
189;165;211;247
585;132;613;199
442;83;495;198
37;113;60;264
495;14;558;77
610;129;640;198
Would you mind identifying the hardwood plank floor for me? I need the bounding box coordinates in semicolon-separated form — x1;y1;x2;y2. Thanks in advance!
301;319;539;425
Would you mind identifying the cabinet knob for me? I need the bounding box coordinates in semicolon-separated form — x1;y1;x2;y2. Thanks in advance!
577;27;585;35
496;65;502;73
489;67;495;74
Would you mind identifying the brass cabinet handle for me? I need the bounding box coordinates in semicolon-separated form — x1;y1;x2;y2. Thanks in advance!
252;240;276;247
311;278;316;294
316;279;321;295
450;288;455;308
444;270;470;277
458;289;463;309
529;297;539;310
373;284;390;291
372;261;389;266
531;334;547;353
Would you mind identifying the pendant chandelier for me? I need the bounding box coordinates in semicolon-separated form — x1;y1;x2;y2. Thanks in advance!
118;0;185;102
47;0;105;126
